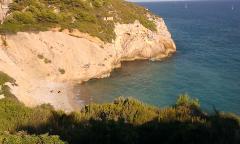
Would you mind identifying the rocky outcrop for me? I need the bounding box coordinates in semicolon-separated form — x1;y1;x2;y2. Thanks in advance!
0;16;176;111
112;18;176;61
0;0;11;23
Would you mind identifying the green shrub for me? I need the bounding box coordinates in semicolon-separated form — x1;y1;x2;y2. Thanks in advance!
75;11;97;22
0;0;156;42
0;95;239;144
44;58;52;64
0;132;65;144
91;0;107;7
9;11;36;24
0;72;16;100
36;9;61;23
37;54;44;59
82;97;158;124
58;68;65;74
0;99;53;132
0;72;239;143
176;93;200;108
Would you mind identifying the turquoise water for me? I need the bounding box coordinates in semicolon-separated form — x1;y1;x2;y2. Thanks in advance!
78;1;240;114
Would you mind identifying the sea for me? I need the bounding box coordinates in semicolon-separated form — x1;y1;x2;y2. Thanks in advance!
76;1;240;114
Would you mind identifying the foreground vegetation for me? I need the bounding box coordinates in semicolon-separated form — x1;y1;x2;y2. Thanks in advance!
0;72;239;144
0;0;156;42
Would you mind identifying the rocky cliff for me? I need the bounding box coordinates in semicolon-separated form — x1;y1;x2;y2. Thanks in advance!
0;0;11;23
0;1;176;111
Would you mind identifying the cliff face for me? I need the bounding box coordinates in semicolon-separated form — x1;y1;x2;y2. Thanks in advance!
0;0;11;23
0;12;175;111
113;18;175;61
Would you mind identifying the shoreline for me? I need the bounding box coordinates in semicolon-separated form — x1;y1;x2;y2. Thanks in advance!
65;55;177;112
1;18;176;112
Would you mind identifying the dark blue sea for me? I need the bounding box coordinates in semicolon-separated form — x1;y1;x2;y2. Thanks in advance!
78;1;240;114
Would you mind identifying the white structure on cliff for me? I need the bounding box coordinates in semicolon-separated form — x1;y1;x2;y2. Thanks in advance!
103;17;114;21
0;0;11;24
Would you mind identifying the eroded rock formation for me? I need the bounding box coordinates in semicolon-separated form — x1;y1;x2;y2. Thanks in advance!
0;3;176;111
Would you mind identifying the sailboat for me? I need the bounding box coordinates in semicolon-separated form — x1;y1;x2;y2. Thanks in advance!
185;3;188;9
232;5;234;11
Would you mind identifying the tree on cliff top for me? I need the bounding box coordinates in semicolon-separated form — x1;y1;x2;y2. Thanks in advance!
0;0;156;42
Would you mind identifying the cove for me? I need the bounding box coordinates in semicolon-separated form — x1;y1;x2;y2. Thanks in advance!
75;1;240;114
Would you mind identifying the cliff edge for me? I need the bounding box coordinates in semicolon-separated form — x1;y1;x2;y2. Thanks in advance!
0;0;176;111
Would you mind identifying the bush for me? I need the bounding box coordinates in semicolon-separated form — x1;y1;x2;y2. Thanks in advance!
37;54;44;59
75;11;96;22
0;72;16;100
10;11;36;24
44;58;52;64
0;72;239;143
58;68;65;74
0;95;239;144
0;0;156;42
91;0;107;7
36;9;61;23
0;132;64;144
176;93;200;108
0;72;15;85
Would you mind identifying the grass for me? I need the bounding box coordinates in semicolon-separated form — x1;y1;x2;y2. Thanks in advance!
0;0;156;42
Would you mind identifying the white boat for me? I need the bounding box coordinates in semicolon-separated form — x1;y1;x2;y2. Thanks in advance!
185;3;188;9
232;5;234;11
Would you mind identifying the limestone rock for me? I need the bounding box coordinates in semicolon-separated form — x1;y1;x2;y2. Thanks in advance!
0;94;4;99
0;0;12;23
0;15;176;111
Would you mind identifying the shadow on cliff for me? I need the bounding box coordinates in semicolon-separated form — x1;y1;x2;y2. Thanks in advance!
18;110;240;144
